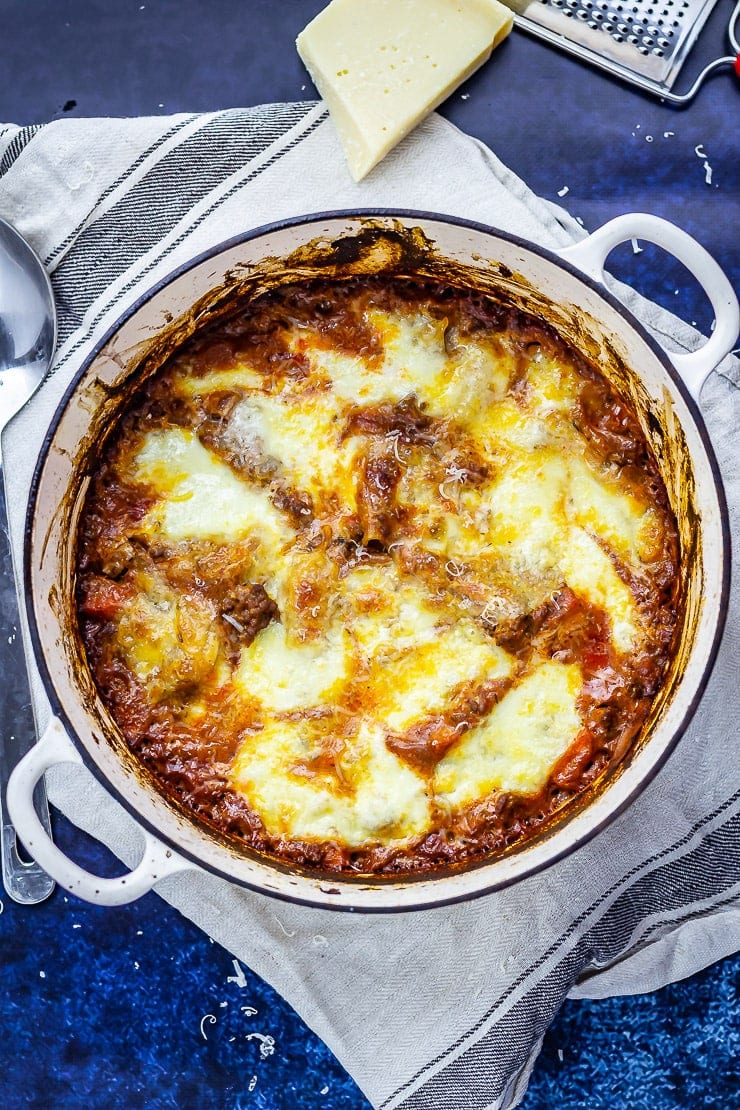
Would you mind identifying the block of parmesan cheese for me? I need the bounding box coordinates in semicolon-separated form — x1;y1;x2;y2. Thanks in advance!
296;0;514;181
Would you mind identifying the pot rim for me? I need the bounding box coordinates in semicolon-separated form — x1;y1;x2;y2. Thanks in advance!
22;209;733;911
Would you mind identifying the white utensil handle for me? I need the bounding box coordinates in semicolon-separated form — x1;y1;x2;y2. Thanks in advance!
557;213;739;400
6;717;192;905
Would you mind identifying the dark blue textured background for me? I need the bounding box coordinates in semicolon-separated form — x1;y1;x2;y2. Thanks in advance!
2;815;738;1108
1;2;738;1107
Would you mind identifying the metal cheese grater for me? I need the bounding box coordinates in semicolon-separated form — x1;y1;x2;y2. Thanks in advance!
504;0;739;101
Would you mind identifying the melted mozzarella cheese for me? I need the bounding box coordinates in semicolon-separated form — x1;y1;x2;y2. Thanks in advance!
234;619;351;713
116;570;220;701
375;311;450;403
227;390;359;508
434;660;582;804
231;719;431;845
300;308;510;419
339;562;442;657
482;450;568;576
177;363;265;396
567;455;651;566
134;429;292;548
304;346;391;406
471;450;642;650
470;395;551;454
526;351;582;415
443;336;512;419
381;623;512;732
559;527;638;652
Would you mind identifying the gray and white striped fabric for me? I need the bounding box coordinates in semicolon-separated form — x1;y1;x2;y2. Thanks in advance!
2;103;738;1110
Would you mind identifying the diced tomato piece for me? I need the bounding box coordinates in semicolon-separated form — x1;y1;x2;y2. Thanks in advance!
78;576;132;620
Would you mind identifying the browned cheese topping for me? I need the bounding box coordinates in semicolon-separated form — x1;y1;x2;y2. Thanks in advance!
76;278;681;874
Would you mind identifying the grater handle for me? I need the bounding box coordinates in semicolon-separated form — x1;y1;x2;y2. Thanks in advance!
7;716;194;905
557;213;739;400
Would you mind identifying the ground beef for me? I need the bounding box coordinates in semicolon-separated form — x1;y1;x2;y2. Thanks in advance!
221;584;279;661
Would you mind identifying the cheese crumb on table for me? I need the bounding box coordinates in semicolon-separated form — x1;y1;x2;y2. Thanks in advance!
296;0;514;180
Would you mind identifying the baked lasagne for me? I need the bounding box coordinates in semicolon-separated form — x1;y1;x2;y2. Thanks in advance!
76;278;681;874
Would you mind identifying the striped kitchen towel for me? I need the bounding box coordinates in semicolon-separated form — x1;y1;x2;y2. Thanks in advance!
1;103;738;1110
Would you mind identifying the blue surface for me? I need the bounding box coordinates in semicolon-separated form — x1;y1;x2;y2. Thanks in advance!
3;818;363;1110
1;1;738;1107
527;959;739;1110
1;812;738;1109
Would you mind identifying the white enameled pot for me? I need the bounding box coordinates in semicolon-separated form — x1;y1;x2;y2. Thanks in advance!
8;211;738;911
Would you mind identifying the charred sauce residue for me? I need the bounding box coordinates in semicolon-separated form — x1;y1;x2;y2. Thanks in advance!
73;263;684;878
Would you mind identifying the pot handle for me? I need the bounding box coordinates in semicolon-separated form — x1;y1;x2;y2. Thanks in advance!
7;717;193;906
556;213;739;399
